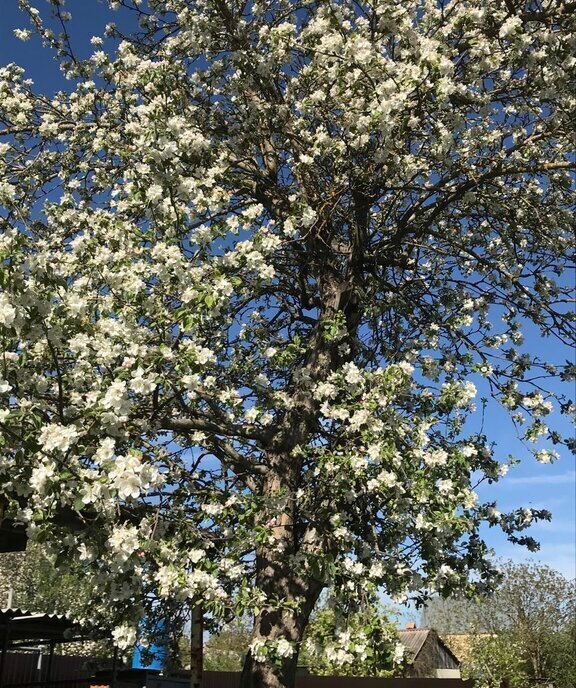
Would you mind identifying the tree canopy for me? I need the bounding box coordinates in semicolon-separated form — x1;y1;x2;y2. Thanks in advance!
0;542;82;615
423;561;576;688
0;542;113;656
0;1;574;686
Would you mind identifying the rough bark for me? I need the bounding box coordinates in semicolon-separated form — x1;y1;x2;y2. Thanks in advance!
238;577;322;688
238;464;323;688
238;272;359;688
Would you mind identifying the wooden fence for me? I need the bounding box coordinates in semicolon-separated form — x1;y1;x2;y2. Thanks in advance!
1;654;475;688
201;676;474;688
1;652;95;686
3;681;94;688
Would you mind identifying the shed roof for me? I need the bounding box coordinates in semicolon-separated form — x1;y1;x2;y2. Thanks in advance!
398;628;431;658
398;628;461;666
0;608;83;644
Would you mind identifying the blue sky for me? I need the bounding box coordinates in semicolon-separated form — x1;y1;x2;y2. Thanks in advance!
1;1;574;581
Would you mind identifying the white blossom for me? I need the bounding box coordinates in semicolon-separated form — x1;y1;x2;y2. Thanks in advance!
38;423;79;453
0;380;12;394
112;623;137;650
275;638;295;658
108;525;140;562
0;294;16;327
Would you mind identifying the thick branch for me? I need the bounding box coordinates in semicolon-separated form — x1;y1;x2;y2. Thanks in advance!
161;416;264;442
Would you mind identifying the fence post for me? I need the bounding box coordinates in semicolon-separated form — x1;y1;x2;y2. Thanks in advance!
0;620;11;687
190;605;203;688
44;640;55;684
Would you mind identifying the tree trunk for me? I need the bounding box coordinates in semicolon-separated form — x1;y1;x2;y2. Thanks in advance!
189;604;203;688
238;467;322;688
239;641;297;688
238;583;322;688
236;318;336;688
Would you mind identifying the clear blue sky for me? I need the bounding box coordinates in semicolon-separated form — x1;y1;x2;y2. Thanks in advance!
1;1;574;581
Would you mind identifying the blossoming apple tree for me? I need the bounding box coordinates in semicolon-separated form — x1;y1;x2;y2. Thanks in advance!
0;0;574;686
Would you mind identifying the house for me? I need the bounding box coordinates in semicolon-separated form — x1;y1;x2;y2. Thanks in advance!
399;624;461;678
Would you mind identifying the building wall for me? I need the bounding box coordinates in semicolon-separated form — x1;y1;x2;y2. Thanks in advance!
404;632;460;678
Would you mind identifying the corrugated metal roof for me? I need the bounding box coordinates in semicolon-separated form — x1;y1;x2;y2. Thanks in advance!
398;628;431;658
0;607;82;642
0;608;68;619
